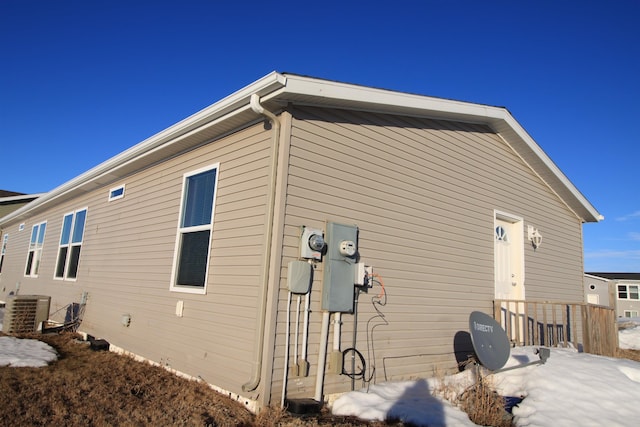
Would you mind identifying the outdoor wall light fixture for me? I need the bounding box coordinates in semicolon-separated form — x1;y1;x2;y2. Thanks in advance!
528;225;543;250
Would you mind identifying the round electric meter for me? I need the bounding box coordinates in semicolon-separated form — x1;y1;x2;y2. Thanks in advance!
308;234;326;252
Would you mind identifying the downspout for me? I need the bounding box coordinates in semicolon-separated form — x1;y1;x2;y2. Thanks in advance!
242;93;281;392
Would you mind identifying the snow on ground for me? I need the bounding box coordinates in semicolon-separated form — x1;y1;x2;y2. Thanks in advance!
333;317;640;426
618;317;640;350
0;306;59;367
2;304;640;426
0;336;58;367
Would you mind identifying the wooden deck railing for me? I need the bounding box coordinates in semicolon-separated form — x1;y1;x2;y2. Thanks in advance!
494;299;618;357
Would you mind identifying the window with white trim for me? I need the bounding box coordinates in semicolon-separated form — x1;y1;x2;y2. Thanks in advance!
55;208;87;280
618;284;639;300
624;310;639;318
0;233;8;273
25;222;46;277
171;164;218;293
109;184;125;201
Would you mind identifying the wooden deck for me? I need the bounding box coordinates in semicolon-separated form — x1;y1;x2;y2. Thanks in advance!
494;299;618;357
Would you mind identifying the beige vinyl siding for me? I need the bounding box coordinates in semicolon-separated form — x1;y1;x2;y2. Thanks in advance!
0;122;272;399
271;106;586;401
0;200;32;219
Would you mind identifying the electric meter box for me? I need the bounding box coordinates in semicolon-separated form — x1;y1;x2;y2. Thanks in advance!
321;221;358;312
287;260;312;294
300;227;324;260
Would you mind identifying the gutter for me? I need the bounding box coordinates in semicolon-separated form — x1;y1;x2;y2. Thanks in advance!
0;73;287;226
242;93;282;392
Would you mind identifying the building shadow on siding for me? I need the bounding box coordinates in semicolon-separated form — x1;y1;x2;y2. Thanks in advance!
386;378;445;426
293;105;495;135
454;331;476;371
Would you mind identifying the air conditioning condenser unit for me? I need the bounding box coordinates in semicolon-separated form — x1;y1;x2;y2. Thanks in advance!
2;294;51;334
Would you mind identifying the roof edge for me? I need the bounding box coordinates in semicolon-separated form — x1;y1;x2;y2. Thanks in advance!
1;71;602;225
276;74;602;223
0;193;44;203
0;72;287;225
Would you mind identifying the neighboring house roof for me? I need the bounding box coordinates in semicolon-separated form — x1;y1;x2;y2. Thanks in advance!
586;273;640;281
0;190;25;198
0;72;603;225
0;191;44;220
584;273;611;282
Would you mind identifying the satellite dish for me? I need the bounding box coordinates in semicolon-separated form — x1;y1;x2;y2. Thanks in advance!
469;311;511;371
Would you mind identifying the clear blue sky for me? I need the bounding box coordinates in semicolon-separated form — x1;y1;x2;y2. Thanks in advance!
1;1;638;272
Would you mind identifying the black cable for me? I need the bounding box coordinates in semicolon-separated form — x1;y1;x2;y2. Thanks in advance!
341;347;366;378
364;278;388;387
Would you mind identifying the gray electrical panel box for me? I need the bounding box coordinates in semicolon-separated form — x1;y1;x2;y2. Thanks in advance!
287;260;312;294
321;221;358;312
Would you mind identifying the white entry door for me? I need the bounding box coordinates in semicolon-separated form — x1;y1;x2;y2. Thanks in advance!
495;215;525;343
494;217;524;300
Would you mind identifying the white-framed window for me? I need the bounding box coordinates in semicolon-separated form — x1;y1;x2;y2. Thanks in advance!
624;310;638;318
55;208;87;280
618;284;640;300
170;164;219;294
0;233;8;273
25;221;47;277
108;184;125;201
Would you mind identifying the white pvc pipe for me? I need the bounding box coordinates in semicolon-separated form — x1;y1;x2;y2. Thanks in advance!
301;293;310;361
281;292;292;407
293;295;301;364
333;313;341;351
314;311;331;402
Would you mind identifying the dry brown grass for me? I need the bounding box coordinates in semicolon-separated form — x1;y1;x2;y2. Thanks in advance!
0;333;398;426
6;332;637;427
457;378;514;427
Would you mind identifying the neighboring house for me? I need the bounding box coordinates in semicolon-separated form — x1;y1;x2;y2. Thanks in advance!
0;72;602;410
586;273;640;318
0;191;42;278
584;273;614;307
0;190;42;219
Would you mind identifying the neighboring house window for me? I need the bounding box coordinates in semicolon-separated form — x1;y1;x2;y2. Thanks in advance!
624;311;639;318
55;208;87;280
109;185;125;201
0;234;8;273
25;222;46;277
171;164;218;293
618;284;640;300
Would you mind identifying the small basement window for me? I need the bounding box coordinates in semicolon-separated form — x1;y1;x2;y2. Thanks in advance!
108;185;125;201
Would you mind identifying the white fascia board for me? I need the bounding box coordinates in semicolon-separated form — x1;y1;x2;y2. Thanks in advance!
280;74;507;122
1;71;602;225
0;193;45;203
584;273;612;282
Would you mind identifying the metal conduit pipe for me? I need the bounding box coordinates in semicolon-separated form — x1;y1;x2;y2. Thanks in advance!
242;94;281;392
